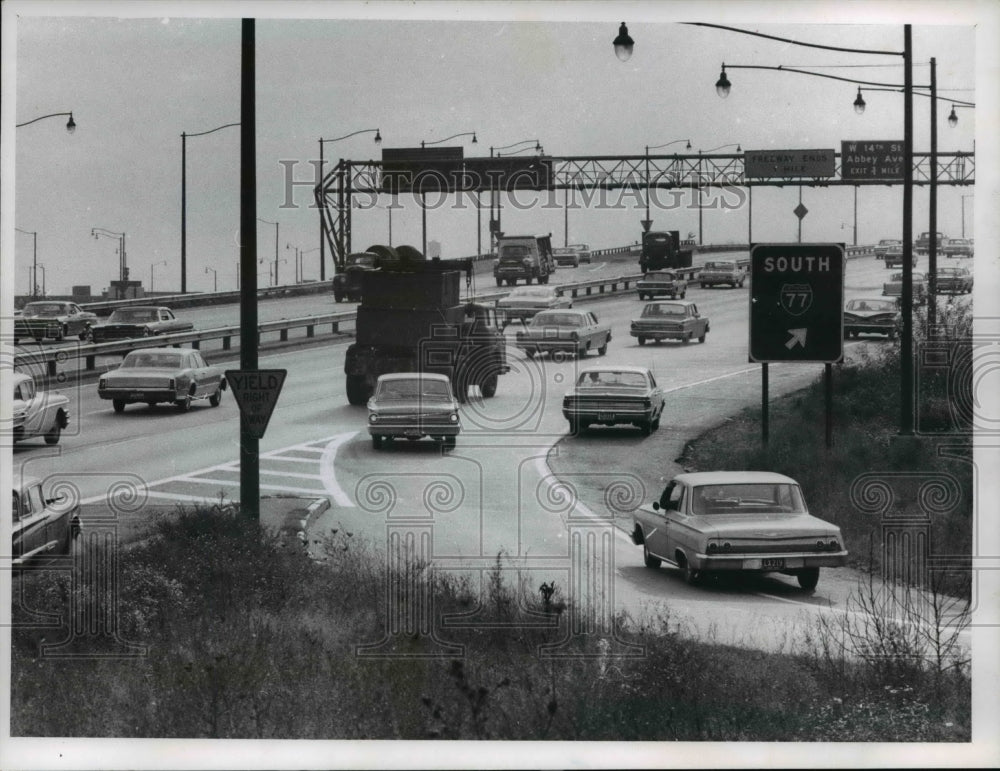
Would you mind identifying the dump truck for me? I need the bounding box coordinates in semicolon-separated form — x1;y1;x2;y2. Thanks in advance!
344;245;509;405
639;230;694;273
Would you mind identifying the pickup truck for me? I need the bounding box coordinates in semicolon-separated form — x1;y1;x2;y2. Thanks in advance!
915;231;944;254
12;371;70;445
698;261;746;289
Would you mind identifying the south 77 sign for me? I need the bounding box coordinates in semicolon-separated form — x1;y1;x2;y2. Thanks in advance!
749;243;845;363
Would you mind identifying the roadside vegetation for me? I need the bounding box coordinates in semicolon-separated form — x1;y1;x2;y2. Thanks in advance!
12;503;969;740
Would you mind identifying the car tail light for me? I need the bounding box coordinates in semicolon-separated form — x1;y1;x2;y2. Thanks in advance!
707;543;718;554
570;332;579;340
828;539;840;551
98;378;106;390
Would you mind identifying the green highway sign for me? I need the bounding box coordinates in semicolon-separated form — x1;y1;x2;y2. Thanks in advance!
749;243;845;363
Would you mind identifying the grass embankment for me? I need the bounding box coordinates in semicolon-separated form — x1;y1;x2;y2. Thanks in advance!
12;506;969;740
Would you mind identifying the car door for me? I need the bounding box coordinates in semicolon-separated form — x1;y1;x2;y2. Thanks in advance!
16;378;43;438
648;372;664;418
13;486;48;562
647;481;682;561
189;351;220;396
159;309;176;333
690;303;708;336
661;482;690;564
66;304;84;335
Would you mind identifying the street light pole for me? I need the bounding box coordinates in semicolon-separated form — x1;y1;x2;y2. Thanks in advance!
644;139;691;226
36;265;46;297
489;140;542;250
204;266;218;292
697;144;741;245
150;260;167;293
961;194;973;238
319;128;382;281
420;132;478;256
15;228;38;299
257;218;279;284
92;227;128;298
181;122;240;294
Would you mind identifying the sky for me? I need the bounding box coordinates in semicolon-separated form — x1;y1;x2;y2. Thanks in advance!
4;1;990;298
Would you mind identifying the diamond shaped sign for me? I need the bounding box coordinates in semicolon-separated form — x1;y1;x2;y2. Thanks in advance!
794;203;809;220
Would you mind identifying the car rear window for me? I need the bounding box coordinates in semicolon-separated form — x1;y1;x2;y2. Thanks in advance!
691;483;807;515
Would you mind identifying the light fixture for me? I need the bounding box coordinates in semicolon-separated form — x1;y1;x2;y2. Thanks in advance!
853;87;866;115
715;65;731;98
613;22;634;62
66;113;76;133
948;106;958;127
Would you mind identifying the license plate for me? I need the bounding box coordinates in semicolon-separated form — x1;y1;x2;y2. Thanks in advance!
129;392;143;399
761;558;785;570
404;429;422;437
597;412;613;421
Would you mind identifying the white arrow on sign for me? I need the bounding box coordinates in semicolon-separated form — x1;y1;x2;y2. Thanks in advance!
785;328;808;349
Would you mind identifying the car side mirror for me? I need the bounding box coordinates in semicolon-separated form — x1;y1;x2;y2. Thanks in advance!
652;501;660;511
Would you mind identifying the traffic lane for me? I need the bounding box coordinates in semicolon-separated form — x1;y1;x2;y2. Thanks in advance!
12;343;357;505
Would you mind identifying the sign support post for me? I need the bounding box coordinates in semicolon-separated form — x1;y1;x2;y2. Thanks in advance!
239;18;259;521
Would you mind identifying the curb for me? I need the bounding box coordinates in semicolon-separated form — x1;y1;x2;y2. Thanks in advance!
275;496;332;546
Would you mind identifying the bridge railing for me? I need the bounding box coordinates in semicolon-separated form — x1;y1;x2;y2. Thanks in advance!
15;244;877;378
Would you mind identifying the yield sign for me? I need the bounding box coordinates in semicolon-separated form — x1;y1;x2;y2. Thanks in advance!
225;369;287;439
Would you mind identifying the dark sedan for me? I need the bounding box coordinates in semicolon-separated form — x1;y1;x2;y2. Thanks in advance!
90;306;193;342
14;301;98;342
562;365;664;436
843;298;899;339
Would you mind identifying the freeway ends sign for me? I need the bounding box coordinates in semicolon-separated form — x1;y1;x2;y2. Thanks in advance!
226;369;287;439
749;244;845;363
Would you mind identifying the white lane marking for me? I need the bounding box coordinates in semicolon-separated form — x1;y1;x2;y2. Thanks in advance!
182;477;328;495
319;432;357;507
587;262;607;272
141;490;229;504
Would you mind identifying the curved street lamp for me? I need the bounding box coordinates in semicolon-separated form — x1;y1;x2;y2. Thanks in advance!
92;227;127;299
35;265;46;297
181;122;240;293
204;266;218;293
318;128;382;280
15;228;39;299
257;217;280;285
490;139;542;157
150;260;167;293
643;139;692;225
421;131;477;148
16;111;76;133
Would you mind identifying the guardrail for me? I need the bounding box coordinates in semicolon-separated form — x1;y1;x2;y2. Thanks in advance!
16;243;879;379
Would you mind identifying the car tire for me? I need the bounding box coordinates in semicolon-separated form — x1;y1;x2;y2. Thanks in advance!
682;333;691;344
79;326;93;342
44;423;61;445
643;542;661;569
651;415;660;431
637;336;646;346
797;568;820;592
480;372;498;398
334;291;344;302
346;375;370;405
443;436;457;451
209;387;222;407
698;332;706;343
640;420;652;437
682;560;700;586
524;348;536;359
681;290;687;299
113;400;126;413
700;282;706;288
598;339;608;356
372;435;383;450
568;418;580;435
175;394;192;412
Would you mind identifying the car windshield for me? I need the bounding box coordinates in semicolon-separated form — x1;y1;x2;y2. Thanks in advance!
532;312;581;327
645;272;675;281
509;287;552;299
705;262;734;270
122;352;183;369
691;483;807;515
642;303;686;317
376;378;451;401
847;299;896;312
109;309;159;322
577;371;647;388
553;248;574;255
23;303;66;317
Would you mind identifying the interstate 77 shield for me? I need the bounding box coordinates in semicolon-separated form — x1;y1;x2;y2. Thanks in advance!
748;243;845;363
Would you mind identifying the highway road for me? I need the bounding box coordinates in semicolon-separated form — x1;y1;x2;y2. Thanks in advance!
11;250;974;654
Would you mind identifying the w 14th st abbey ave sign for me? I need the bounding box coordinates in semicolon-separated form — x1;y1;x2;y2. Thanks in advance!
749;243;845;363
